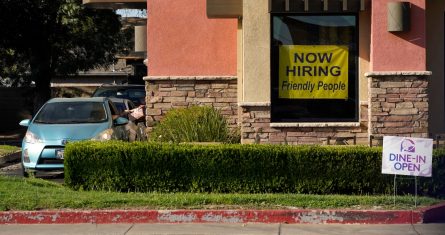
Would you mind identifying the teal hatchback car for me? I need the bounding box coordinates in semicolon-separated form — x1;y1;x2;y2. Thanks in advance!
19;97;130;177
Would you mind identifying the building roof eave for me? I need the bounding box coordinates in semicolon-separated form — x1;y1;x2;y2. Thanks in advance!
82;0;146;10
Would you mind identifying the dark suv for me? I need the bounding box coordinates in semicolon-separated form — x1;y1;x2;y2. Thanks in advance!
92;84;146;106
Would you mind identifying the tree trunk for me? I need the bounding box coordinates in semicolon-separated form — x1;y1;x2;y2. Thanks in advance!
33;80;51;114
30;53;52;114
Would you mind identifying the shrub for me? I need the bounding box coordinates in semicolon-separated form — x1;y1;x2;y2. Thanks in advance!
150;106;239;143
64;141;445;197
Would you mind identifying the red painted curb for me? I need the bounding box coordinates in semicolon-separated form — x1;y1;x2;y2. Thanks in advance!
0;209;424;224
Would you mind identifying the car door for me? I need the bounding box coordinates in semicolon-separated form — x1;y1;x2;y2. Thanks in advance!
107;100;129;141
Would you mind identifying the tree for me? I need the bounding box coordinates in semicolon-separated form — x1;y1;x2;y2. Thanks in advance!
0;0;130;113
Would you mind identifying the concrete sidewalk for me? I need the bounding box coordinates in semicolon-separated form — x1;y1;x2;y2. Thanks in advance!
1;223;444;235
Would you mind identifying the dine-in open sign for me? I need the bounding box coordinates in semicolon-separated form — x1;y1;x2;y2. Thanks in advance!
382;136;433;177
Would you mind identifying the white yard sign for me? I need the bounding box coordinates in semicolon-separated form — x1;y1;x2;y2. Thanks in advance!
382;136;433;177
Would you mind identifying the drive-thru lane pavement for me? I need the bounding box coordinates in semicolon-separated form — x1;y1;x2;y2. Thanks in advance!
1;223;445;235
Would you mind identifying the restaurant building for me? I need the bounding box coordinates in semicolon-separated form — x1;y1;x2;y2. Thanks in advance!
142;0;443;144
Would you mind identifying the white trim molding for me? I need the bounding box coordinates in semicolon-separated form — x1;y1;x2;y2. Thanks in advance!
143;76;237;81
365;71;432;77
238;102;271;107
270;122;361;128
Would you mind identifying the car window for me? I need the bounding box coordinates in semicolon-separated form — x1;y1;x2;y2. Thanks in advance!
34;102;107;124
93;88;125;98
113;102;127;114
128;90;145;99
92;86;146;106
107;101;120;116
127;100;136;110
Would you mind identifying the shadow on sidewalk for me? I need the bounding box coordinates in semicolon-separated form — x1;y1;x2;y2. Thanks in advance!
423;202;445;223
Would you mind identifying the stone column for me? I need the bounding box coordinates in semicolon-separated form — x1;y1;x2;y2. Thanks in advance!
366;71;431;139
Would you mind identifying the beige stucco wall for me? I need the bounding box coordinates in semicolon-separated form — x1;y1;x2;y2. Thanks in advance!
359;8;371;102
237;20;243;102
242;0;270;103
426;0;445;134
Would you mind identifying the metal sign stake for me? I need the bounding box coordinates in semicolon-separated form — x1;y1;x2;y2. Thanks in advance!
393;174;418;208
415;176;418;208
393;174;397;206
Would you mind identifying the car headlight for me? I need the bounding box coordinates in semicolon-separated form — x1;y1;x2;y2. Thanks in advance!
24;131;43;144
92;129;114;141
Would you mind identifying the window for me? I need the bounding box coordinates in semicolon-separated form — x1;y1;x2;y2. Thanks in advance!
271;14;358;122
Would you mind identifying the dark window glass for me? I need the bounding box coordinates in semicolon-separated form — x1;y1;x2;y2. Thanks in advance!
271;15;358;122
92;86;146;106
113;102;127;114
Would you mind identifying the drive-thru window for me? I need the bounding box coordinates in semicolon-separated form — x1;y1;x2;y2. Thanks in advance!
271;14;358;122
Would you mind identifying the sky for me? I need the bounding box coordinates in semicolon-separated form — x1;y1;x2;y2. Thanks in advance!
116;9;146;18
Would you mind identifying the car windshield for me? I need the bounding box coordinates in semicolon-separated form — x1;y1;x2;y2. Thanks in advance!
34;102;107;124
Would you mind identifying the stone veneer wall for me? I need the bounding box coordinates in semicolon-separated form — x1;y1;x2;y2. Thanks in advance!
143;72;430;144
366;72;431;138
240;103;369;145
143;76;238;133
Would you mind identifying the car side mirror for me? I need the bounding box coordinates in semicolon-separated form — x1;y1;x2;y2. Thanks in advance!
114;117;129;126
19;119;31;127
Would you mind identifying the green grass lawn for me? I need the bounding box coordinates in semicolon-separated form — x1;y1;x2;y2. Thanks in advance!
0;145;20;157
0;176;442;211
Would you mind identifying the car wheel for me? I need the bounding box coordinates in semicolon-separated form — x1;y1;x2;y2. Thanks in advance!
22;168;29;178
21;163;36;178
22;163;29;178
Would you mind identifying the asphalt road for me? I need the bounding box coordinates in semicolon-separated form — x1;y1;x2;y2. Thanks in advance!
0;161;64;183
0;161;21;177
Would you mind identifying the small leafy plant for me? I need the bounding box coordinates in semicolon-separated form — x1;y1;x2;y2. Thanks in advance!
150;106;239;143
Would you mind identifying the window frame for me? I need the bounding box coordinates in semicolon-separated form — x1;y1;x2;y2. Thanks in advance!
270;12;359;123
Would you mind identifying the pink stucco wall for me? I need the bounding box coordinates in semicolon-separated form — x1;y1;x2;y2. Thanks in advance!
371;0;426;71
147;0;237;76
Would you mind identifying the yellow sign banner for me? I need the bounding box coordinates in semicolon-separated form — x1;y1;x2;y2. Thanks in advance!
279;45;349;99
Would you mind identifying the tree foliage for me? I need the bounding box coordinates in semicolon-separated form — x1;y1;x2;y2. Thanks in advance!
0;0;130;112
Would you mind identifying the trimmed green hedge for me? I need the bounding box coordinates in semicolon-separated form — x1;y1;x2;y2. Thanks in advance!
64;141;445;197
